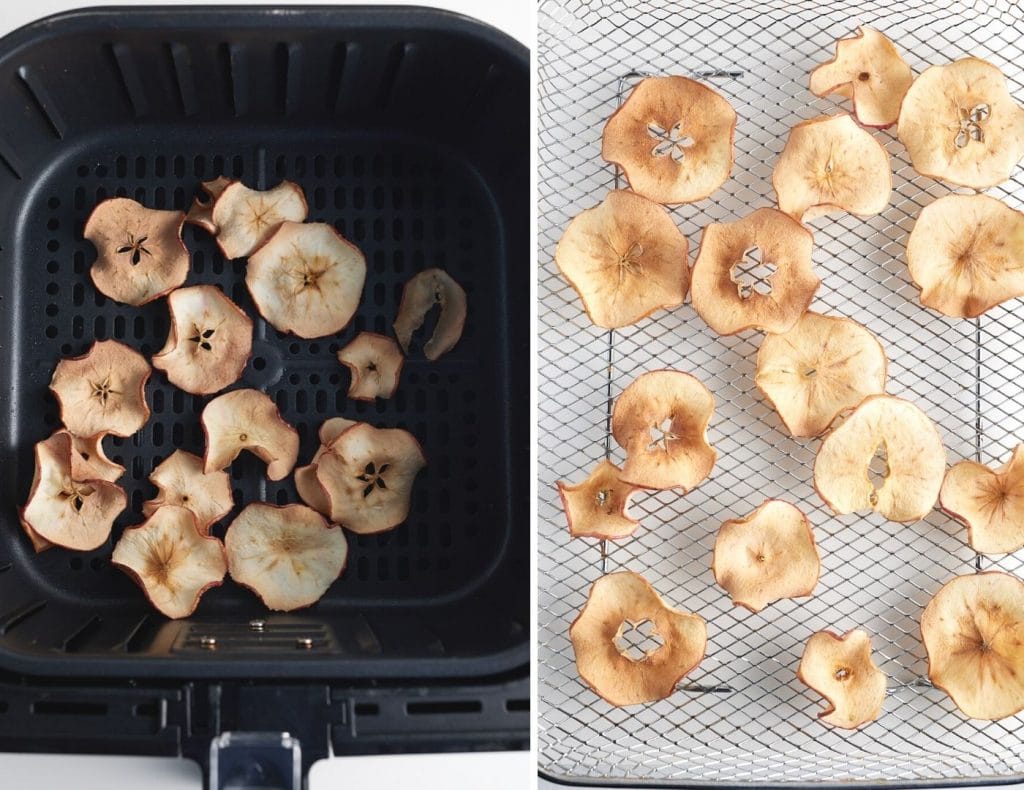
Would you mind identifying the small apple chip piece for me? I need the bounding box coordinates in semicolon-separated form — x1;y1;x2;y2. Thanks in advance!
611;370;716;491
922;572;1024;720
772;114;891;221
602;76;737;204
570;571;707;706
185;175;233;234
142;450;234;535
557;459;641;540
315;422;426;534
691;207;819;335
202;388;299;480
898;58;1024;189
21;431;126;551
755;312;887;437
225;503;348;611
211;180;308;258
809;27;913;128
798;629;887;729
85;198;189;306
337;332;404;401
941;446;1024;554
814;395;945;522
554;190;690;329
294;417;359;515
62;430;125;483
907;194;1024;319
393;268;467;360
712;500;820;611
112;505;227;619
153;285;254;395
50;340;151;438
246;221;366;338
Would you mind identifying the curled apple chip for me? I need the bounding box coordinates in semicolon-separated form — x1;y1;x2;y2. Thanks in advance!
185;175;233;235
941;446;1024;554
922;572;1024;720
711;500;820;612
772;114;891;221
246;221;366;338
691;207;818;335
393;268;467;360
755;312;887;437
898;58;1024;189
84;197;189;306
225;503;348;611
21;431;126;551
601;76;736;204
62;430;125;483
142;450;233;535
202;388;299;480
337;332;403;401
809;27;913;128
152;285;253;395
557;459;641;540
211;180;308;258
294;417;358;515
907;194;1024;319
570;571;707;706
50;339;151;438
112;505;226;619
814;395;945;522
554;190;690;329
315;422;426;534
797;629;887;729
611;370;716;491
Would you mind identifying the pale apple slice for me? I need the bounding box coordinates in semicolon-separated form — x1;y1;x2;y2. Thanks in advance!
337;332;404;401
393;268;467;360
62;430;125;483
557;459;642;540
211;180;308;258
201;388;299;480
185;175;233;235
294;417;359;515
142;450;234;536
941;445;1024;554
798;629;887;728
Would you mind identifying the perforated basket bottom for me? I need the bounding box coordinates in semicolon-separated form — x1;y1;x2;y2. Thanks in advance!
10;124;510;613
538;0;1024;785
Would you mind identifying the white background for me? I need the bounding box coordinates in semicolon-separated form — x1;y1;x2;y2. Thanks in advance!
0;0;531;788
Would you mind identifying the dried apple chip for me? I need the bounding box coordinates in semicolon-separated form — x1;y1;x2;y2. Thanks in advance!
185;175;233;235
84;197;189;306
691;207;819;335
611;370;716;491
142;450;233;536
941;445;1024;554
112;505;227;619
62;430;125;483
337;332;404;401
809;27;913;128
712;500;820;612
557;459;642;540
21;431;126;551
152;285;253;395
772;114;891;221
922;572;1024;720
602;76;737;204
211;180;308;258
814;395;945;522
202;388;299;481
755;312;887;437
554;190;690;329
393;268;467;360
294;417;358;515
246;221;366;338
315;422;426;534
50;340;151;438
570;571;707;706
907;194;1024;319
225;503;348;611
798;629;887;728
898;58;1024;189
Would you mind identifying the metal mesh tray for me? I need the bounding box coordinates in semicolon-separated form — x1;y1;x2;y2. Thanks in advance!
538;0;1024;784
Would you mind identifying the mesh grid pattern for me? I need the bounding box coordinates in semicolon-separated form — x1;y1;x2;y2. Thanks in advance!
538;0;1024;783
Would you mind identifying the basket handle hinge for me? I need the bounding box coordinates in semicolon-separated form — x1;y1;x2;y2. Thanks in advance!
209;731;301;790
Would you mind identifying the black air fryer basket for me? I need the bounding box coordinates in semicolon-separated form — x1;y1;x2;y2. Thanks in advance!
0;5;528;782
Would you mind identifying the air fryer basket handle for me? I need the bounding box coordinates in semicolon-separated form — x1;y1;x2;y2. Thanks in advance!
209;732;301;790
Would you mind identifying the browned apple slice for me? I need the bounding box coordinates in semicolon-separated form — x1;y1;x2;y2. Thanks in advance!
393;269;467;360
185;175;233;234
557;459;642;540
570;571;707;706
337;332;404;401
941;446;1024;554
797;629;887;728
294;417;359;515
201;388;299;481
142;450;234;536
211;180;308;258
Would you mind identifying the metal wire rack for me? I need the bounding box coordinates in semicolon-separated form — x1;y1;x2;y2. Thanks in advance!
537;0;1024;784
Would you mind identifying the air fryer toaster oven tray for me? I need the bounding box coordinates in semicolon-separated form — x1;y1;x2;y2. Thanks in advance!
0;5;528;679
538;0;1024;785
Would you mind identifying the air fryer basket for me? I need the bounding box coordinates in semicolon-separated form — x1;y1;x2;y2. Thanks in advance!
538;0;1024;785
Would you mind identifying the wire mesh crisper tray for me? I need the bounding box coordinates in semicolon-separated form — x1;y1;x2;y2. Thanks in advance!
538;0;1024;785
